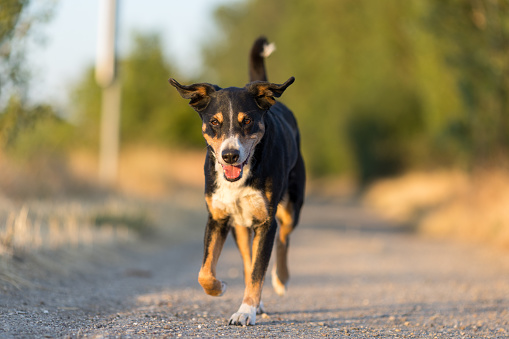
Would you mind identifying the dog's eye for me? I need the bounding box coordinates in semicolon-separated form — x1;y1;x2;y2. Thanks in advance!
243;117;252;126
210;119;220;126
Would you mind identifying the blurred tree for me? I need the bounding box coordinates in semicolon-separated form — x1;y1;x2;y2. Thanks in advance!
71;31;203;149
203;0;509;181
69;1;509;183
426;0;509;166
1;0;30;107
0;0;56;150
203;0;434;180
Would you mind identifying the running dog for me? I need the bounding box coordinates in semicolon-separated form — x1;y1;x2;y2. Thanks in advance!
169;36;305;326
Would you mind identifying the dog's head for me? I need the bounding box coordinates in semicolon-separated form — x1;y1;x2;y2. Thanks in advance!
169;77;294;182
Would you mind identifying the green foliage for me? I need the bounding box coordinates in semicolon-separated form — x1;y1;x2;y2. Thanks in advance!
0;95;76;159
1;0;54;105
1;0;58;158
426;0;509;164
71;31;204;149
346;83;424;184
0;0;30;105
202;0;509;182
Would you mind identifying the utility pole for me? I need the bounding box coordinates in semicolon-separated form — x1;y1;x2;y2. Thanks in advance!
96;0;120;185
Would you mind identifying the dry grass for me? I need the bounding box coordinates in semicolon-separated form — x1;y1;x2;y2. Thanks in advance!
69;146;206;198
364;169;509;248
0;145;209;289
0;199;142;289
0;145;206;254
364;170;469;222
0;202;138;256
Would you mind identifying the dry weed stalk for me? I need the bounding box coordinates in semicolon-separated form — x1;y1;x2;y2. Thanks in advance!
0;205;133;256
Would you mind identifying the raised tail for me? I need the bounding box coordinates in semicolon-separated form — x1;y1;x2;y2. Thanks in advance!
249;36;276;82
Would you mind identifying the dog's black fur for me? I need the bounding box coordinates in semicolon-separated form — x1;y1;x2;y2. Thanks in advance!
169;36;305;326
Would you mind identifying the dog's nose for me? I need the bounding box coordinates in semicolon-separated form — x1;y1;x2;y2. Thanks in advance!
222;149;240;164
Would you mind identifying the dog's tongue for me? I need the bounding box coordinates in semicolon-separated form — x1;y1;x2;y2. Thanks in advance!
223;164;242;180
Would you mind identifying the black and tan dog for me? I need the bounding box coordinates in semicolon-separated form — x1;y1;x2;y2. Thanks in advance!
169;37;305;326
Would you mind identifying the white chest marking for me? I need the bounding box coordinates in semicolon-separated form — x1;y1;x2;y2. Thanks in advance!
209;163;269;227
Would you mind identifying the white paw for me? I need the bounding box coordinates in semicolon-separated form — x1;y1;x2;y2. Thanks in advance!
228;303;256;326
271;267;287;296
256;300;266;315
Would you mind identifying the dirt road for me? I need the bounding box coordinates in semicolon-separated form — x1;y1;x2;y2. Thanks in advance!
1;198;509;338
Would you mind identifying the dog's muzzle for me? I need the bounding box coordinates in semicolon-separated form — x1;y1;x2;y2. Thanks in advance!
221;148;244;181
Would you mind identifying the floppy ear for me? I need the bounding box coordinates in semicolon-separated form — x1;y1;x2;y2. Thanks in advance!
247;76;295;110
169;78;217;112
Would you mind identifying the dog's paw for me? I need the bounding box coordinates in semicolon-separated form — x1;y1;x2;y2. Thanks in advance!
256;300;266;315
228;303;256;326
218;281;227;296
198;274;227;297
271;268;287;296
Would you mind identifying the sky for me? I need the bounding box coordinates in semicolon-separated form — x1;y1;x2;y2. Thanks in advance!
27;0;243;106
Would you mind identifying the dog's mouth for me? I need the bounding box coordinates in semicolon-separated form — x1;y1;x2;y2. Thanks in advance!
220;153;250;182
222;164;244;182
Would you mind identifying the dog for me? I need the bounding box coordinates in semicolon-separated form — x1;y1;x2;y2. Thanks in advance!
169;36;305;326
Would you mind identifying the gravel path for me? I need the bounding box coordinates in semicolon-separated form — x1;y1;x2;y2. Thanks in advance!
1;199;508;338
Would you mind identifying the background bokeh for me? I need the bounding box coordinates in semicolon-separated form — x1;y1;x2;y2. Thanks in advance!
2;0;509;247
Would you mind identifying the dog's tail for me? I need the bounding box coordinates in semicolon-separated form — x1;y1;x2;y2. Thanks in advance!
249;36;276;82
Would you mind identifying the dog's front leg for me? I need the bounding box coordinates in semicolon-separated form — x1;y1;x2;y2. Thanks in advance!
198;215;229;296
229;218;277;326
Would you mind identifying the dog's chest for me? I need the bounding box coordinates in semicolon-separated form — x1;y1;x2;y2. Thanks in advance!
207;182;269;227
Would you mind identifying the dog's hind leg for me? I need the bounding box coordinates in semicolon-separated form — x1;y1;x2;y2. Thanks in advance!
272;198;295;296
272;153;306;296
198;215;229;297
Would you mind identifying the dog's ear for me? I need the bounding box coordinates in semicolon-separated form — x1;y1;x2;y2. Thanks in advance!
247;77;295;110
169;78;217;112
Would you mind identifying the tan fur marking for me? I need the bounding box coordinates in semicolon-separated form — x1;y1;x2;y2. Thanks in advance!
276;200;294;245
233;225;252;285
237;112;247;124
264;180;273;204
241;231;264;307
272;195;295;295
198;231;226;296
256;85;275;105
257;85;269;96
213;112;223;123
198;272;223;296
202;123;207;132
205;195;228;221
196;86;207;97
250;231;262;270
242;294;257;308
203;134;225;155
